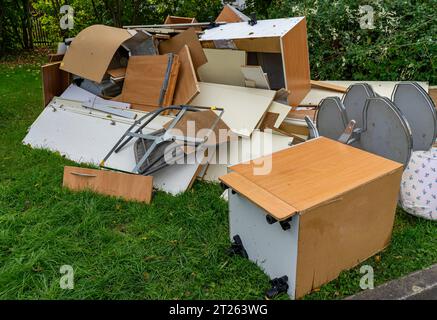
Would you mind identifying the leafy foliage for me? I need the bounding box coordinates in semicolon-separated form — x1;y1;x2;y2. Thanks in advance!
267;0;436;83
0;1;436;81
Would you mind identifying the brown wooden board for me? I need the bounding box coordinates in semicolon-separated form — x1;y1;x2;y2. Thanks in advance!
295;168;402;298
258;112;279;131
48;53;64;62
41;61;71;107
173;45;200;105
120;54;180;109
164;15;197;25
280;18;311;106
220;137;403;221
158;28;207;71
310;80;348;93
429;86;437;107
60;25;133;83
215;5;246;23
63;166;153;203
165;109;230;146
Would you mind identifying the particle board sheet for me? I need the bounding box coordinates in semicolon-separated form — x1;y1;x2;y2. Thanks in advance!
429;86;437;107
200;17;305;40
215;4;250;23
164;15;197;25
60;25;133;83
120;54;180;109
158;28;207;70
63;166;153;203
300;81;429;106
241;65;270;89
198;49;247;87
221;137;403;220
267;101;291;128
60;84;130;109
221;172;298;219
310;80;347;93
152;147;215;195
165;109;230;145
203;130;293;182
258;112;279;131
294;168;401;298
280;18;311;106
189;83;276;137
23;100;207;195
42;62;71;106
173;45;200;105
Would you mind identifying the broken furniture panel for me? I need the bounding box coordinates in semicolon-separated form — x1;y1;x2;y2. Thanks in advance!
172;45;200;105
60;84;131;110
190;82;276;137
203;130;293;182
220;137;403;299
24;98;209;195
120;54;180;110
63;166;153;203
241;65;270;89
198;49;247;87
42;61;71;106
60;25;154;83
215;4;250;23
310;80;347;93
266;101;291;128
158;28;207;71
200;17;311;106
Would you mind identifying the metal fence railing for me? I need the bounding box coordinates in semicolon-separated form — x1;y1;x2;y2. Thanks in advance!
32;18;52;46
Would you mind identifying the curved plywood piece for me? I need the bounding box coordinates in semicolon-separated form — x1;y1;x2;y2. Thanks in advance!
61;25;133;83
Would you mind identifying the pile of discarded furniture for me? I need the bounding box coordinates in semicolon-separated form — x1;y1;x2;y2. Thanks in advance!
23;5;437;299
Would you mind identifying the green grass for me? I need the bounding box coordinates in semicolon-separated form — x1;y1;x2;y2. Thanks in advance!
0;59;436;300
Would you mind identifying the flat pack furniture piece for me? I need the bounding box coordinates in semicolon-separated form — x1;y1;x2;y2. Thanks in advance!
215;4;250;23
61;25;155;83
63;166;153;203
219;137;403;299
200;17;310;106
120;54;181;110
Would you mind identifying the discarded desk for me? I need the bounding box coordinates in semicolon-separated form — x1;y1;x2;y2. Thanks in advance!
220;137;403;299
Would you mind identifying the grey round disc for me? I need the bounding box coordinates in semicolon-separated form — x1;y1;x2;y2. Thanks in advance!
361;97;413;166
392;82;437;151
343;83;376;129
316;97;348;140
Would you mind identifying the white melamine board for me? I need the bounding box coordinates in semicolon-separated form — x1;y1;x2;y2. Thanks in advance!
200;17;305;40
61;84;131;109
229;192;300;299
301;81;429;106
23;100;209;195
197;49;247;87
190;83;276;137
203;130;292;181
267;101;291;128
23;104;137;171
153;147;216;195
241;66;270;89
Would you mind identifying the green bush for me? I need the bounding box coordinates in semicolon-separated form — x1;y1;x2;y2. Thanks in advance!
267;0;436;83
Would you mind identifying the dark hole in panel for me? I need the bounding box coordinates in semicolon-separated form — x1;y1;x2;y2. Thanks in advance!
247;52;285;90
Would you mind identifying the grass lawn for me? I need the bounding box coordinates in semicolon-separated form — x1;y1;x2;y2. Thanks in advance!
0;55;436;300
